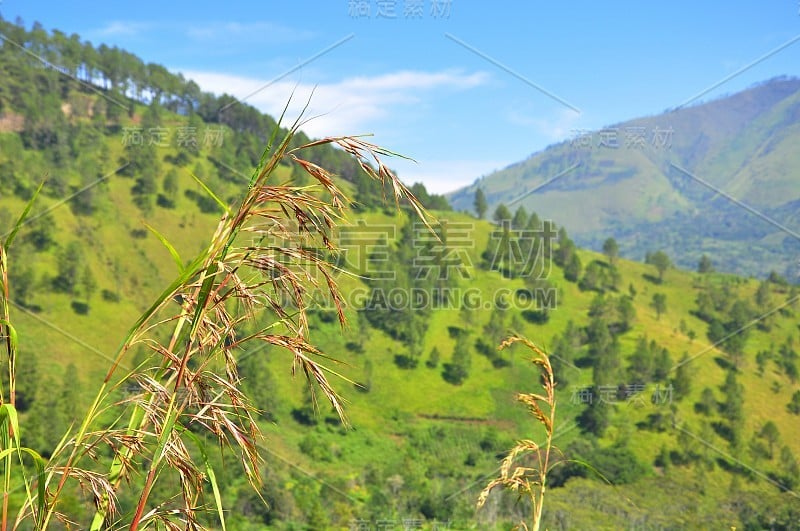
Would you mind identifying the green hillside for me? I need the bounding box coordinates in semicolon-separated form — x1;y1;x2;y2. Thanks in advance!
448;77;800;280
1;17;800;529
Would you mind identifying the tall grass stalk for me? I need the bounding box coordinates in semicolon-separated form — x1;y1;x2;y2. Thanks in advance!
478;336;557;531
1;104;428;529
0;181;48;530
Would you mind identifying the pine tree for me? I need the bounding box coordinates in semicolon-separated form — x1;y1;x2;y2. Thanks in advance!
650;293;667;320
55;241;84;294
443;333;471;385
80;264;97;301
672;353;692;400
564;252;582;282
492;204;512;223
697;254;714;273
473;188;488;219
602;237;619;265
755;280;771;309
720;369;744;447
759;421;780;459
8;249;37;306
788;390;800;414
161;167;179;207
426;346;440;368
511;206;528;230
779;446;800;489
628;336;653;383
653;346;672;382
14;350;39;412
647;250;671;283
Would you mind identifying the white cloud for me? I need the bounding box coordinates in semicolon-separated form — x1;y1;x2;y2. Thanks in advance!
506;107;584;142
180;68;492;194
90;20;312;44
93;21;151;37
390;158;507;195
181;68;488;139
184;21;314;43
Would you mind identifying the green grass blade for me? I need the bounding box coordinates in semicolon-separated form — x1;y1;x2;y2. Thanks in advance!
0;447;19;461
254;95;292;186
0;320;17;354
0;404;46;527
0;404;20;448
553;458;613;485
184;262;218;345
4;181;44;249
190;172;232;216
145;223;184;272
181;428;227;531
22;447;47;527
0;446;48;526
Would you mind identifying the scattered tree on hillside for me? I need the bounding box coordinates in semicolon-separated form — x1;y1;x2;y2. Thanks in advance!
720;369;744;448
579;261;603;292
646;250;671;283
603;237;619;265
778;338;798;384
759;420;780;459
779;446;800;489
443;332;472;385
160;167;179;208
755;280;774;329
554;227;577;268
25;213;56;251
54;240;84;294
564;252;582;282
409;182;451;210
79;263;96;301
651;293;667;320
8;247;37;306
550;321;582;387
723;300;754;368
493;204;512;224
672;353;692;400
695;387;717;416
426;346;440;369
788;390;800;415
628;336;653;383
697;254;714;273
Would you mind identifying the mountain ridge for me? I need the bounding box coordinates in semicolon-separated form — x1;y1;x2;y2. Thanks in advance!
449;76;800;280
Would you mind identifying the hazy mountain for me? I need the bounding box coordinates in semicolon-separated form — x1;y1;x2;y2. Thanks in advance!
449;77;800;279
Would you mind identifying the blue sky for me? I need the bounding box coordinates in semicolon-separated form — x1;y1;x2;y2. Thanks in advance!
3;1;800;193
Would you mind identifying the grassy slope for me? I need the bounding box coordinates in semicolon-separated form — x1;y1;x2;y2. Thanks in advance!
258;209;800;526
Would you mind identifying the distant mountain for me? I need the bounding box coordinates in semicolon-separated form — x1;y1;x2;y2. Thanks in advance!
448;77;800;279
